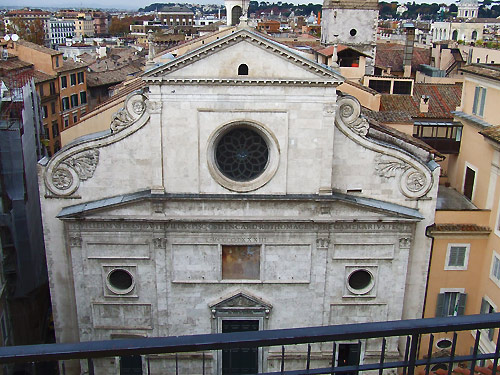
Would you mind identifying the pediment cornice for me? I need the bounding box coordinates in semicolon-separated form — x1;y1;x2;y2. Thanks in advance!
143;29;344;85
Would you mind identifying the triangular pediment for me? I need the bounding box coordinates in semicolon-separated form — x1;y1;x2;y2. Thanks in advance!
144;28;344;85
209;290;272;311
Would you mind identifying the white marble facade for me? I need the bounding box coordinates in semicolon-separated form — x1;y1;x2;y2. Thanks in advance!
39;27;439;374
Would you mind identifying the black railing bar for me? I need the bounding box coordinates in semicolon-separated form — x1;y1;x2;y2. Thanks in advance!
2;314;500;363
257;353;500;375
281;345;285;374
330;342;336;375
379;338;386;375
470;329;481;375
425;334;434;375
447;332;457;375
403;335;410;375
493;331;500;375
408;334;418;375
306;344;311;371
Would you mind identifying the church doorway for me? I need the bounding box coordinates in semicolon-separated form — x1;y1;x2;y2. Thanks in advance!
120;355;142;375
222;320;259;374
337;343;360;375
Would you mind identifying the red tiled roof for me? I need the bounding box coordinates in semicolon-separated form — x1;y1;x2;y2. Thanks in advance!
378;83;462;121
480;125;500;143
376;42;431;72
430;224;491;233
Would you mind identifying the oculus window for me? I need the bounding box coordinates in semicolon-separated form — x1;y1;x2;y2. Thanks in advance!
222;245;260;280
215;127;269;182
207;122;280;192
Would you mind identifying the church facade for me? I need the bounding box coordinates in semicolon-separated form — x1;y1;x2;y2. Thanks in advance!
39;27;439;374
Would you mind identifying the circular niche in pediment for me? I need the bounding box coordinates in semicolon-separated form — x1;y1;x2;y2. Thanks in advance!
207;121;280;192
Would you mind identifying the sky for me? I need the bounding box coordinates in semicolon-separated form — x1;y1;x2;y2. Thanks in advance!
0;0;458;11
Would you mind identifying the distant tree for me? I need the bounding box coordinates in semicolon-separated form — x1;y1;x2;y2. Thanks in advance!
7;17;45;45
109;16;135;36
449;4;458;12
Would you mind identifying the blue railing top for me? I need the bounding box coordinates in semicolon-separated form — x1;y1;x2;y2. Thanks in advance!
1;313;500;364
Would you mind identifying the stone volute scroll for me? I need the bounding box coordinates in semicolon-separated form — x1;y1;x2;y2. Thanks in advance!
334;95;433;199
44;91;151;197
110;91;147;133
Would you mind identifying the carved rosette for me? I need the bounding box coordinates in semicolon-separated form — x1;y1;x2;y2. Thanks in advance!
45;149;100;196
336;96;369;136
110;91;147;133
375;155;432;199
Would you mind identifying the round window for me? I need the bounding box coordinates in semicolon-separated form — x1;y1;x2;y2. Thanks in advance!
107;269;134;294
215;127;269;181
347;269;374;295
350;28;357;36
436;339;452;349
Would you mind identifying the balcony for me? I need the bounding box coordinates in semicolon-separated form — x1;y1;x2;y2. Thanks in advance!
413;121;463;155
0;314;499;375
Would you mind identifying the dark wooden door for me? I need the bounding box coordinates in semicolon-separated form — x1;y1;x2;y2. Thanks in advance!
464;166;475;200
120;355;142;375
222;320;259;375
338;343;360;375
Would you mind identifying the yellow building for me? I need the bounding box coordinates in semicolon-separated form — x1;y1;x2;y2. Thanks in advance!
422;64;500;364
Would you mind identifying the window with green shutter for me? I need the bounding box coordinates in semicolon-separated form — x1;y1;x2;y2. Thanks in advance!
436;292;467;317
446;244;469;270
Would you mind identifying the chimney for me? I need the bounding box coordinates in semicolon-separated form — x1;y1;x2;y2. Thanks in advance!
403;23;415;77
420;95;430;113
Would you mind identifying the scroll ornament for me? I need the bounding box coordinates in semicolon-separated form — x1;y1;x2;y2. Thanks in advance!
336;96;369;136
46;149;100;196
110;92;147;133
375;155;431;199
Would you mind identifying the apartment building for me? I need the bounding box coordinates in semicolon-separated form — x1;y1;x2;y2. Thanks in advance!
45;17;76;48
421;63;500;363
7;39;88;156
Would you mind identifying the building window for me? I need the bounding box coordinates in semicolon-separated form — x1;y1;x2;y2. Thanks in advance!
73;113;78;123
61;75;67;89
77;71;84;84
472;86;487;117
51;120;59;137
51;101;56;114
64;117;69;128
80;91;87;104
222;245;260;280
215;127;268;181
445;244;470;270
70;73;76;86
39;84;44;97
491;253;500;284
42;105;48;118
55;56;59;67
61;97;69;111
436;291;467;317
106;268;135;295
70;94;78;108
238;64;248;75
480;297;496;341
50;81;56;95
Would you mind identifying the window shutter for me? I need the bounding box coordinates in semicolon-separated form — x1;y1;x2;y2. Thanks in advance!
481;297;489;314
473;86;480;114
479;88;487;117
457;247;466;266
436;293;445;317
449;247;458;266
457;293;467;315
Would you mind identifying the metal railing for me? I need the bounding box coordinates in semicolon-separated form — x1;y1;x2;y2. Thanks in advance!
1;313;500;375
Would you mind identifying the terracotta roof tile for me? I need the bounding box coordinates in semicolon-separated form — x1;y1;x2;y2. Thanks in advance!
460;63;500;82
376;42;431;72
431;224;491;233
480;125;500;143
378;83;462;121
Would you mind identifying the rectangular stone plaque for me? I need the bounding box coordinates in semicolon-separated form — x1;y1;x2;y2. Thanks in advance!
333;243;394;259
263;244;311;282
329;303;388;325
92;303;152;329
86;241;150;259
172;244;219;282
